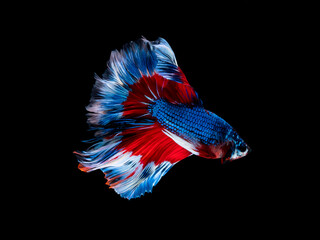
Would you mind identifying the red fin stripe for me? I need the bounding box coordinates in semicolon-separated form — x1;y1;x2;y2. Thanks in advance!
116;123;191;166
122;73;200;120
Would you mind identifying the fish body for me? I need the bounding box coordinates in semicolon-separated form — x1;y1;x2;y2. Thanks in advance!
74;37;250;199
150;99;229;146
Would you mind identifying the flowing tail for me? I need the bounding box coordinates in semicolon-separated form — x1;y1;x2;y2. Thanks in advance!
74;38;201;199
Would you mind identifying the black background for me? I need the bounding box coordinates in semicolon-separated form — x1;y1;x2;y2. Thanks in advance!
63;1;285;234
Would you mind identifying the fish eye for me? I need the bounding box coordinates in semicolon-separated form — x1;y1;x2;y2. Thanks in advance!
238;143;247;152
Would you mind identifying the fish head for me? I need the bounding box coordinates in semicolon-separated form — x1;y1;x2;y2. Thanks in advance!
222;130;250;162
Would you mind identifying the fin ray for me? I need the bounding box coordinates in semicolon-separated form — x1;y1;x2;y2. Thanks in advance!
75;37;199;199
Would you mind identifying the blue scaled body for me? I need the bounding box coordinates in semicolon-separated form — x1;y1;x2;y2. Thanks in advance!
150;99;232;145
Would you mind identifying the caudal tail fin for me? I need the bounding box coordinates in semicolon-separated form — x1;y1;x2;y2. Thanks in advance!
74;37;200;199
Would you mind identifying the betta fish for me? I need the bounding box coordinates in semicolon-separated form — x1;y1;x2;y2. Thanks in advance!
74;37;250;199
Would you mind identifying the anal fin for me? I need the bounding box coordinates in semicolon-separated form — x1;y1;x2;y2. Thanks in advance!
101;123;192;199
